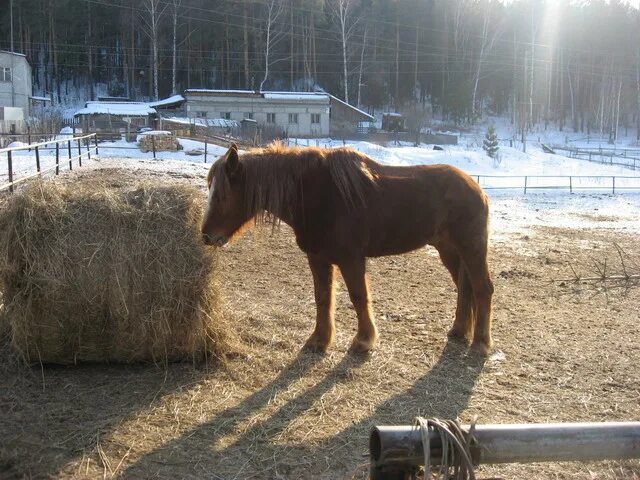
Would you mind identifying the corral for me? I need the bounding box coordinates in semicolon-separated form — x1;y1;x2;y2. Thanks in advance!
1;158;638;479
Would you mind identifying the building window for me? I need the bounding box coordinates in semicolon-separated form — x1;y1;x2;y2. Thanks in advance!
311;113;321;124
267;113;276;124
244;112;254;120
1;67;11;82
221;112;231;120
288;113;298;124
196;111;207;118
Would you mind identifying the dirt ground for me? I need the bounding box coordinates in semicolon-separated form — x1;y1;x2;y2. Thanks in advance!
1;163;639;479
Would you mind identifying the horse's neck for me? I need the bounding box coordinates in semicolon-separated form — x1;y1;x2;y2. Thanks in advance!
246;153;300;226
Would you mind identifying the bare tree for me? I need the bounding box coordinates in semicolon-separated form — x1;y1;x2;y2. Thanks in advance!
259;0;285;92
140;0;168;100
471;1;501;119
329;0;359;104
171;0;182;94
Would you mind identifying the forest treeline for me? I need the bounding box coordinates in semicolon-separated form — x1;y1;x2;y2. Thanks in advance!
1;0;639;137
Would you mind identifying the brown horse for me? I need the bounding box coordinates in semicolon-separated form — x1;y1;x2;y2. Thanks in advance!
202;143;494;355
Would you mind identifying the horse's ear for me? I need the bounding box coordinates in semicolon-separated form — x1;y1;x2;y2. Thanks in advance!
225;144;241;177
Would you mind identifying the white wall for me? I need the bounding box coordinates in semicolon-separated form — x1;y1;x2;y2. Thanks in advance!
0;53;32;116
185;95;330;137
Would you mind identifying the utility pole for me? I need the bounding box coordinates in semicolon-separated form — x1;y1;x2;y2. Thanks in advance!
10;0;14;52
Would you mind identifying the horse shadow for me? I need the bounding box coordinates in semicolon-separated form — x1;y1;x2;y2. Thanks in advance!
119;342;483;479
0;355;210;480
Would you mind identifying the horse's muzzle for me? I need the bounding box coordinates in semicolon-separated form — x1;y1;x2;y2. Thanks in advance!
202;233;228;247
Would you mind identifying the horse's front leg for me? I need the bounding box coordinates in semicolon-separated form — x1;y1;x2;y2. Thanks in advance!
339;257;379;353
303;254;336;353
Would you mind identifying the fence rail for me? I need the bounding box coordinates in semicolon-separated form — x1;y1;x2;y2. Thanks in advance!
0;134;98;193
474;174;640;194
552;145;640;170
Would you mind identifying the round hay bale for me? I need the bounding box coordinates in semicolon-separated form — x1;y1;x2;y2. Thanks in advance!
0;178;235;365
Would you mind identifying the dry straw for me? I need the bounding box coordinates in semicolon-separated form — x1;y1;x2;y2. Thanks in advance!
0;178;236;365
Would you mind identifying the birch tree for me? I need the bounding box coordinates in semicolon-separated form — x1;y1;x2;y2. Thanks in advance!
329;0;359;104
140;0;167;100
171;0;182;94
259;0;285;92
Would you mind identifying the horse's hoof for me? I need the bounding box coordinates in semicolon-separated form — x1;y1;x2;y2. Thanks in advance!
348;335;378;354
447;327;470;344
303;335;332;353
469;341;492;357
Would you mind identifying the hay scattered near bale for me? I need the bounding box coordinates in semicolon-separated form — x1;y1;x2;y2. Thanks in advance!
138;131;181;152
0;178;236;365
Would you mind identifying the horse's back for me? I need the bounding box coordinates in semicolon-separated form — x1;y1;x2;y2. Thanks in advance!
361;162;489;256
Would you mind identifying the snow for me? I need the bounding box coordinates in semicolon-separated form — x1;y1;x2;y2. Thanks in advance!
165;116;239;128
2;132;639;240
30;96;51;102
263;93;328;102
6;141;29;149
137;130;173;136
148;95;185;108
185;89;258;95
75;102;156;116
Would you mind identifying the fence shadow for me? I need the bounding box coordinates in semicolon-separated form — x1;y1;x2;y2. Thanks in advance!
118;342;483;479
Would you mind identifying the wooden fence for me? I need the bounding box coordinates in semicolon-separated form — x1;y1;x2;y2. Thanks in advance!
0;134;98;193
475;174;640;194
552;145;640;170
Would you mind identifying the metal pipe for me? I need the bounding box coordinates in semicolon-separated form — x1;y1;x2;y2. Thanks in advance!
371;422;640;474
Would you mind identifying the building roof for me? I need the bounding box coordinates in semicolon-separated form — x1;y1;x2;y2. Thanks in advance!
0;50;27;58
184;89;372;119
327;94;375;122
75;102;157;117
184;89;329;103
149;94;186;108
165;116;239;128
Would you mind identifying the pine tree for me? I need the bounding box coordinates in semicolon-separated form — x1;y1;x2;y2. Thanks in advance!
483;126;499;159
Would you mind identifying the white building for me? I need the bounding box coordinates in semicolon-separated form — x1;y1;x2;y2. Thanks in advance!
183;90;373;138
0;51;33;133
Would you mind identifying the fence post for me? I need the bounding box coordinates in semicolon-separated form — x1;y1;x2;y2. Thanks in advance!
77;139;82;167
524;176;528;195
68;140;73;170
613;177;616;194
94;134;99;155
476;175;480;184
56;142;60;175
204;139;208;164
152;135;157;159
7;150;13;193
569;176;573;194
27;126;31;150
86;137;91;161
35;145;41;173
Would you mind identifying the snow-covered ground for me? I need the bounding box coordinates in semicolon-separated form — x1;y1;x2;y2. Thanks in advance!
2;134;639;239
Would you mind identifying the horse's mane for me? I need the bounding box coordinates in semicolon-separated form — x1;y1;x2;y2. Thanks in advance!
210;142;377;218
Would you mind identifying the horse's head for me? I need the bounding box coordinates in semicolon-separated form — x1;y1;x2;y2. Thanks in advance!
201;144;250;247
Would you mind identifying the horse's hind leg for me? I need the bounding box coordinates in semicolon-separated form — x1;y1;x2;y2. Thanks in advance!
436;243;475;342
339;257;379;353
303;254;336;353
457;238;494;356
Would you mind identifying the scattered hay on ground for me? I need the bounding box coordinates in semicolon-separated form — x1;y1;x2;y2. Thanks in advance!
0;177;236;365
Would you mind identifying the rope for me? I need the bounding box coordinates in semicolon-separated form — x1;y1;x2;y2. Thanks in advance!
414;417;478;480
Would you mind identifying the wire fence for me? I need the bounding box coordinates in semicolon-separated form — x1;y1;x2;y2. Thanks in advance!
474;174;640;194
2;134;640;196
0;134;98;193
551;145;640;170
